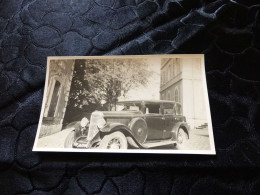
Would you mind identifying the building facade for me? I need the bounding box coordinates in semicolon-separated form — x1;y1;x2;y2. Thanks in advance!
160;58;207;129
40;60;75;138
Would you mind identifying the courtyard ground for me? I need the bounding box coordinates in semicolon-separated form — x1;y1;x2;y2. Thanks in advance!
36;128;74;148
176;128;211;150
36;127;211;151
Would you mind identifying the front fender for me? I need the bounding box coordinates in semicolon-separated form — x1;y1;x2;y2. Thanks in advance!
73;121;82;138
171;122;190;140
100;123;144;148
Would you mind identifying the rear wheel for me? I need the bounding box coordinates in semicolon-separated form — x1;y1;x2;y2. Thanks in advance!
99;131;128;149
64;131;75;148
176;128;188;149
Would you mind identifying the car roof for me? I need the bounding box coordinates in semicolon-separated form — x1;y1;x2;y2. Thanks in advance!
118;100;181;105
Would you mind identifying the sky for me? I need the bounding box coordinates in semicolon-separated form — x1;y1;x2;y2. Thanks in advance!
119;57;161;101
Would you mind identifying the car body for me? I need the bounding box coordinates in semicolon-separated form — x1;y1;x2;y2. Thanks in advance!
65;100;190;149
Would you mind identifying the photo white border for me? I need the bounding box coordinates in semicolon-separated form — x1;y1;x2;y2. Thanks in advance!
33;54;216;155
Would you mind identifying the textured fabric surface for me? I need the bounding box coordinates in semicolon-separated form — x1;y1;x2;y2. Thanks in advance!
0;0;260;194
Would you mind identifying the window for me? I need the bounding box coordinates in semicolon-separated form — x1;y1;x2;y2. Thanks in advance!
48;80;61;117
145;104;160;114
116;103;141;112
162;93;165;100
174;87;179;102
163;103;175;114
175;103;182;115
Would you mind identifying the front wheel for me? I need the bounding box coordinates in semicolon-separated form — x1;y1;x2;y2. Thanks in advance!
64;131;75;148
99;131;128;149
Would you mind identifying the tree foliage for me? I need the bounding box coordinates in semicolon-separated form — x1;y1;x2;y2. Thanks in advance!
64;58;152;124
85;58;152;110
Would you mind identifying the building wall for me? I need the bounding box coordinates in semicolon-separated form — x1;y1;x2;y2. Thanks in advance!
161;80;182;104
40;60;75;138
160;58;182;103
160;58;207;129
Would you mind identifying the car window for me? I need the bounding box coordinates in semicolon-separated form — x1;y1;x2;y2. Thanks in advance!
145;104;160;114
164;108;175;114
175;104;182;115
163;103;175;114
115;103;141;111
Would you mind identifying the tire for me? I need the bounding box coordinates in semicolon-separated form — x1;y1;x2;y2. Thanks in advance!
99;131;128;149
64;131;75;148
176;128;188;149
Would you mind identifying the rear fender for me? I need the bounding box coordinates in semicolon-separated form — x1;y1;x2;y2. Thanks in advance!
171;122;190;140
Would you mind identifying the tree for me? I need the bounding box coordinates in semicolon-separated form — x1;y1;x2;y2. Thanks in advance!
63;59;101;125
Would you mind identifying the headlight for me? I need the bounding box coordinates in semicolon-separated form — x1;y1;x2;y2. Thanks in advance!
80;117;89;127
97;118;106;129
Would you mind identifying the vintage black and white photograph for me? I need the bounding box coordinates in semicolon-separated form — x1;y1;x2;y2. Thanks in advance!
33;55;215;154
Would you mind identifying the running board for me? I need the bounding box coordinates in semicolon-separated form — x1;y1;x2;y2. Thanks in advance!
141;139;176;148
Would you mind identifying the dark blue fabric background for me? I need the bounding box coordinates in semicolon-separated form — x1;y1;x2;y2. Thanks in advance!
0;0;260;194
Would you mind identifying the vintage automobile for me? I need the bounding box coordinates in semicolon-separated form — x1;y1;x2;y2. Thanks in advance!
64;100;190;149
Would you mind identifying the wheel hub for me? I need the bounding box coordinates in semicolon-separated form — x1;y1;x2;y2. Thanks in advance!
108;138;121;149
137;128;143;136
178;132;183;144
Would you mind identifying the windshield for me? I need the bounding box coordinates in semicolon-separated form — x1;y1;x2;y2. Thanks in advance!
114;102;141;111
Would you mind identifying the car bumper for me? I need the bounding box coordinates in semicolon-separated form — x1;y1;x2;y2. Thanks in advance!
72;136;91;149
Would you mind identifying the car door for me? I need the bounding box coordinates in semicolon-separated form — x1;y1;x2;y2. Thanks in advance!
145;104;165;140
163;103;178;139
146;114;164;140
